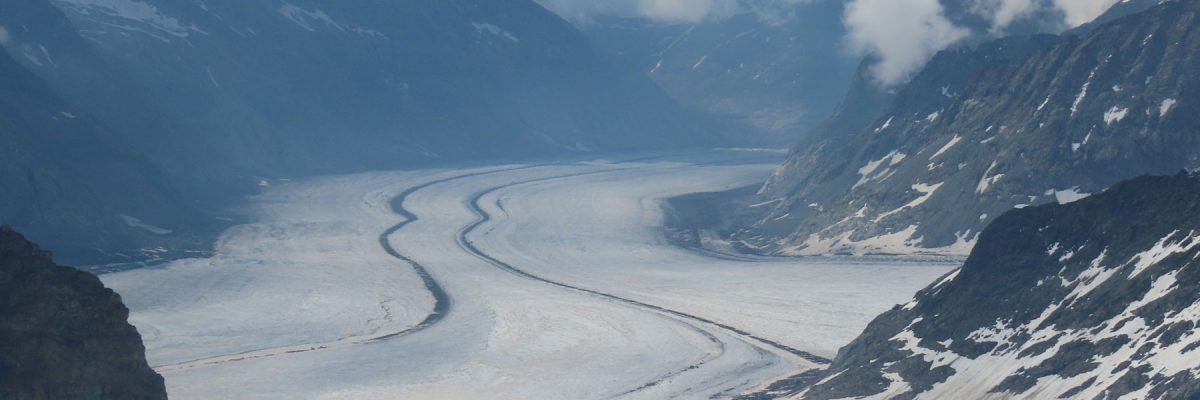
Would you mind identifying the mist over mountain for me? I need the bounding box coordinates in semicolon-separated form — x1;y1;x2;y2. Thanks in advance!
573;1;856;144
726;0;1195;257
539;0;1128;145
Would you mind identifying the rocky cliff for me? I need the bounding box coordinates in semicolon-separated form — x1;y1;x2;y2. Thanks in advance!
0;226;165;399
782;171;1200;399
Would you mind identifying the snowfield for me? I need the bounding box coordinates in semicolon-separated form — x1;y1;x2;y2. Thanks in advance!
101;150;955;399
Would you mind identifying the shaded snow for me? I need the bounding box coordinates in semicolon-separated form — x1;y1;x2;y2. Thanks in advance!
120;214;173;235
855;151;907;189
279;3;345;33
929;135;961;160
976;161;1004;194
1160;98;1177;117
473;23;519;42
1070;70;1096;116
53;0;204;38
1053;187;1091;204
1104;106;1129;125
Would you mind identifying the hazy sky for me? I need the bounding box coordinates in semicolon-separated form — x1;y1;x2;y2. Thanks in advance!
536;0;1120;85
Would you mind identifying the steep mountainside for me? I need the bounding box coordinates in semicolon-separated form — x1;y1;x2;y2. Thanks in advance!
570;0;1105;146
0;0;714;261
0;48;209;265
6;0;714;198
733;0;1199;256
580;1;855;144
788;172;1200;399
0;226;166;399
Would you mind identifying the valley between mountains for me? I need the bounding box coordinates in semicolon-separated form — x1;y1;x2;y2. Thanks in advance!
99;150;953;399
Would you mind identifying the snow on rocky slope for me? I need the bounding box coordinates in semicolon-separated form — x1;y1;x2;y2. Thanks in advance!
734;0;1199;257
774;172;1200;399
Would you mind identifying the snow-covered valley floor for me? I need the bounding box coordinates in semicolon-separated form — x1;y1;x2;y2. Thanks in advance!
101;150;956;399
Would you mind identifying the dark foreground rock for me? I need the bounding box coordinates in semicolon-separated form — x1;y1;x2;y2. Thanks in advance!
0;226;165;400
770;172;1200;399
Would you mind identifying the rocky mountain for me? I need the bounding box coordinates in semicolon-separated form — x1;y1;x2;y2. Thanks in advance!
0;0;717;262
0;46;210;265
565;0;1116;146
772;171;1200;399
4;0;716;195
729;0;1198;256
0;226;166;399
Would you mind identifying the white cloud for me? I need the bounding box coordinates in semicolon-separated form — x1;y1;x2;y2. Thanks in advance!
970;0;1039;32
1054;0;1120;27
535;0;739;23
844;0;969;85
639;0;736;22
534;0;816;24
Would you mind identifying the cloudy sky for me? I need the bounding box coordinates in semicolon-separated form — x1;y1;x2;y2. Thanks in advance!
536;0;1121;85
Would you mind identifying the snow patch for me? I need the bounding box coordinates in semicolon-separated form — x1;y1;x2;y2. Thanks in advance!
968;319;1016;344
929;135;961;160
1103;106;1129;125
1159;98;1177;117
1127;231;1200;278
1053;187;1091;204
855;151;907;189
976;161;1004;194
925;111;941;123
473;23;519;43
1036;96;1051;112
120;214;173;235
874;183;943;223
874;116;894;133
790;225;950;256
1070;70;1096;116
54;0;204;38
279;3;345;33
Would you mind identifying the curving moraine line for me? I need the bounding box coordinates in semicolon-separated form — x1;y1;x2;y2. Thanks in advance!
154;166;542;373
153;151;805;385
453;164;831;397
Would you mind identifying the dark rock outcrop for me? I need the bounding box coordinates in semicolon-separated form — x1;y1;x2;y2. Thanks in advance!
0;226;165;399
785;172;1200;399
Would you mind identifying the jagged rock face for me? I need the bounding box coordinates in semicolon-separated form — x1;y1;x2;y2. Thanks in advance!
795;172;1200;399
0;226;166;400
736;0;1200;256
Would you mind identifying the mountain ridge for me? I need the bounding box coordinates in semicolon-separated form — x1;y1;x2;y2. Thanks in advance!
730;0;1199;257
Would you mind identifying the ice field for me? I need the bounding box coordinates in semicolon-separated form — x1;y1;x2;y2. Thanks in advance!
101;150;956;399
